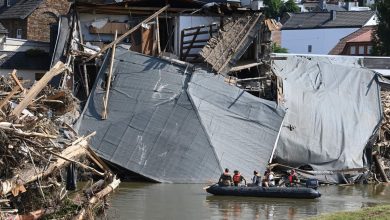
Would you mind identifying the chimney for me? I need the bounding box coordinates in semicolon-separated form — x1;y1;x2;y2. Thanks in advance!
330;10;336;20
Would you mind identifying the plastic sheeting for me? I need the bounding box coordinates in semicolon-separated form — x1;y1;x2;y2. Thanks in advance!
272;56;382;178
76;48;285;183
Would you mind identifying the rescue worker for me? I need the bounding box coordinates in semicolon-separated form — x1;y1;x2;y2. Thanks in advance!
232;170;246;186
248;170;261;186
288;169;299;187
218;168;233;186
263;168;275;187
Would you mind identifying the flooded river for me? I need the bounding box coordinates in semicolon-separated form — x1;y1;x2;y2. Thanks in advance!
106;183;390;220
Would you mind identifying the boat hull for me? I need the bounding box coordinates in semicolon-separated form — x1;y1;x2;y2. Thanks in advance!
206;185;321;199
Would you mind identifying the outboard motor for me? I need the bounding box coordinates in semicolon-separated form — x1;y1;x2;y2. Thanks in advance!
305;178;319;190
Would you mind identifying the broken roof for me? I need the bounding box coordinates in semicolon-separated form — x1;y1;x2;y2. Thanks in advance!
272;54;382;183
0;51;50;70
282;11;375;30
0;0;43;19
77;48;285;183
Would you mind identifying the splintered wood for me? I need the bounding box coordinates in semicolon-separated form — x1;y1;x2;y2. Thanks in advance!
0;68;119;219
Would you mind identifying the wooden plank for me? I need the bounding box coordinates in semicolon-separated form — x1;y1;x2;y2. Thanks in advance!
102;31;118;120
0;85;20;109
141;25;154;55
182;44;205;50
156;17;161;55
182;30;216;37
231;62;262;72
182;39;209;45
373;152;390;182
84;5;170;63
12;61;67;117
11;70;25;91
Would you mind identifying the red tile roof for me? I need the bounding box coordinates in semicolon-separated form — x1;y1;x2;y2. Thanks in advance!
328;26;375;55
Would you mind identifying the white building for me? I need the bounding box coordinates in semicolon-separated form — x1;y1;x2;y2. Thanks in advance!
280;10;377;54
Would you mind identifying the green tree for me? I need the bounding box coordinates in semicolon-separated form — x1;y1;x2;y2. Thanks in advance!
264;0;300;19
372;0;390;55
272;43;288;53
264;0;284;19
282;0;300;14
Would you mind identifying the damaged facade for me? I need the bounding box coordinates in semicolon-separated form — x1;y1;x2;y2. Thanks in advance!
53;0;386;185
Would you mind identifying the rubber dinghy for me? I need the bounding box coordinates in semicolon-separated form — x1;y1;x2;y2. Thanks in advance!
205;185;321;199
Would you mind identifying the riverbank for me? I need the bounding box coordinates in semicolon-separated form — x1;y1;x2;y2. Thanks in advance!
310;204;390;220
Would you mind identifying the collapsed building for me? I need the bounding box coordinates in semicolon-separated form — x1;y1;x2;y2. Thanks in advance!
48;0;390;184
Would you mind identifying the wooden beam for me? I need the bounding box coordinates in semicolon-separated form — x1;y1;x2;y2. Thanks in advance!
102;31;118;120
11;70;25;92
373;151;390;182
84;5;170;63
0;85;20;109
231;62;263;72
12;61;67;117
156;17;161;55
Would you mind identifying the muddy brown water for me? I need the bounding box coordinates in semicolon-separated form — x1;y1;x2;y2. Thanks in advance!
105;183;390;220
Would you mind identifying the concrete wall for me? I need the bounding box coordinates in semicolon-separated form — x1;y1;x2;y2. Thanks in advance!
281;28;359;54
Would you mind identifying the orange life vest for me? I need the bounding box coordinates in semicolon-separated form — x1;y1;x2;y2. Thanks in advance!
233;174;241;183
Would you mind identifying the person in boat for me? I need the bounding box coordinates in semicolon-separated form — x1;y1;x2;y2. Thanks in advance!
247;170;261;186
218;168;233;187
288;169;299;187
232;170;246;186
263;168;275;187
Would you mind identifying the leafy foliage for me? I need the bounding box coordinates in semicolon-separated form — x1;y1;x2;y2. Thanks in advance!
372;0;390;55
272;43;288;53
264;0;300;19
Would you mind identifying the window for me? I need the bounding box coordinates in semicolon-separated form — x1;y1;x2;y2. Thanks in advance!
350;46;356;55
6;0;10;7
358;45;365;55
367;46;373;55
308;45;312;53
16;29;22;39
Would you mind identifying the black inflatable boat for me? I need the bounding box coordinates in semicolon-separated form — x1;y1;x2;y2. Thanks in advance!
205;184;321;199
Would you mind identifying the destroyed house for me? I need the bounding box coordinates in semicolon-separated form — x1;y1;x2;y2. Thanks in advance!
60;2;385;184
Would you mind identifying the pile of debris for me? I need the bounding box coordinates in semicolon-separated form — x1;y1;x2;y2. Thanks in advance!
372;90;390;183
0;62;119;219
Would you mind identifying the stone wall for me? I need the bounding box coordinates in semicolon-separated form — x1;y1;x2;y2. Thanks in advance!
27;0;71;42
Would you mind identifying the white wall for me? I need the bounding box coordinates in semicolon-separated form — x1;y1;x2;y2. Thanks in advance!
0;38;50;52
364;14;378;26
281;28;359;54
0;69;43;87
175;15;219;56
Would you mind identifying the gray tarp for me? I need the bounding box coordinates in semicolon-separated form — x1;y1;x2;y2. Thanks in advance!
76;48;285;183
272;56;382;177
